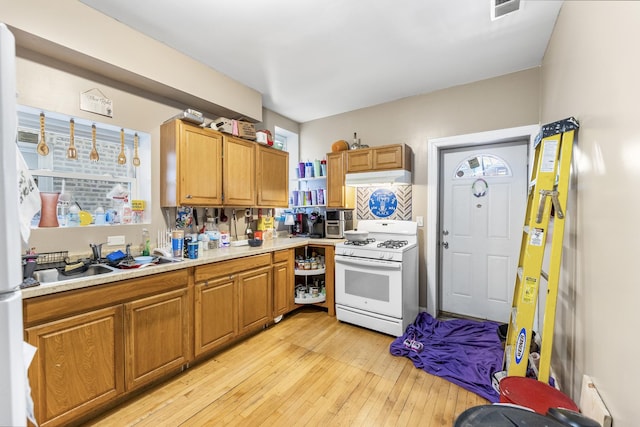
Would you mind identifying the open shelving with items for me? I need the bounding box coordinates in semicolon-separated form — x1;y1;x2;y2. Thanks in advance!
292;244;335;316
294;245;326;304
290;176;327;208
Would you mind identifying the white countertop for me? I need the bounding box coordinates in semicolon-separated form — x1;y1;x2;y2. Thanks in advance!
21;237;343;299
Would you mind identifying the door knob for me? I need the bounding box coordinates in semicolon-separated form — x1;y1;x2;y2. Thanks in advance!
442;241;449;249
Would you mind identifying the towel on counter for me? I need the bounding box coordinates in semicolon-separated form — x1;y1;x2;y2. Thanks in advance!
390;312;503;402
17;149;40;243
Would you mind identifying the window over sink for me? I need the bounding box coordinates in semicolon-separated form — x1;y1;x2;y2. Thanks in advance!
17;105;151;227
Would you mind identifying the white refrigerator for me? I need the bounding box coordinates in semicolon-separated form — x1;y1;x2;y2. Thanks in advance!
0;23;28;426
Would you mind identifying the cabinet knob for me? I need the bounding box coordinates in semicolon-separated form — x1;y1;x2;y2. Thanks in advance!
185;194;192;199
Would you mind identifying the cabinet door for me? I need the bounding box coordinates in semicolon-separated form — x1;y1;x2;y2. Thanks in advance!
194;275;238;357
373;145;405;170
257;145;289;207
273;249;294;316
346;148;373;173
224;136;256;206
238;265;272;333
326;152;355;209
124;288;189;391
25;306;124;427
161;120;223;206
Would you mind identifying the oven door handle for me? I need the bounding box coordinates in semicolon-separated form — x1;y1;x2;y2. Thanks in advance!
335;256;402;270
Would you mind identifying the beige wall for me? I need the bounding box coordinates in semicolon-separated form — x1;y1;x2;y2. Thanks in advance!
541;2;639;424
300;68;540;308
16;48;185;255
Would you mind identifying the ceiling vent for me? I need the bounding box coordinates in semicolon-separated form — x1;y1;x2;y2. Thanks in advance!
492;0;521;20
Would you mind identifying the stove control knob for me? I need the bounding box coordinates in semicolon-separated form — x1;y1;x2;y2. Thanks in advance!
386;253;395;260
378;252;386;259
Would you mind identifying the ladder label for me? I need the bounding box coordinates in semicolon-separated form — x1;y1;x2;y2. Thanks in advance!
523;277;537;303
530;227;544;246
515;328;527;364
541;139;559;172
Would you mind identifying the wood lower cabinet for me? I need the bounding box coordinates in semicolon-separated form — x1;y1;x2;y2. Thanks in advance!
238;266;273;333
25;306;124;427
193;253;272;358
194;274;238;357
272;249;295;316
124;288;189;391
23;270;189;427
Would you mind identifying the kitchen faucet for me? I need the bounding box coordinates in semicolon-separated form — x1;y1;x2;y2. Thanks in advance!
89;242;106;262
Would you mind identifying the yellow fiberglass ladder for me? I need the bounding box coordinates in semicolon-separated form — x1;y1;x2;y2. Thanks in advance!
503;117;579;384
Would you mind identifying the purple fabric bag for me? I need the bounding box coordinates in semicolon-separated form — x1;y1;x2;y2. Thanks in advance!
389;312;503;402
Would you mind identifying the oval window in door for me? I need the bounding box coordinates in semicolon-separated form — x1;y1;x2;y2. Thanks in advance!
453;154;512;178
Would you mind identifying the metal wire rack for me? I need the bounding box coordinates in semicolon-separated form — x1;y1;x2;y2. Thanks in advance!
35;251;68;269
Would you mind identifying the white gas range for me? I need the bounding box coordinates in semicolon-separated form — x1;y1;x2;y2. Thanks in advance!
334;220;418;336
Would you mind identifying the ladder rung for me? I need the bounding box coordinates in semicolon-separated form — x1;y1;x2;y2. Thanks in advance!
517;267;523;280
523;226;529;234
541;270;549;281
510;308;518;328
529;178;537;188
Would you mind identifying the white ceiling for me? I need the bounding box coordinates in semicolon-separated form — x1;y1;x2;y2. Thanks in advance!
80;0;563;123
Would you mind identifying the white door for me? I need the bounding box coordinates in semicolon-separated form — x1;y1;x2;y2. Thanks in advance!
440;142;527;322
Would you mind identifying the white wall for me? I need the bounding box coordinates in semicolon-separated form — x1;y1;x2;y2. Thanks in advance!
541;2;640;425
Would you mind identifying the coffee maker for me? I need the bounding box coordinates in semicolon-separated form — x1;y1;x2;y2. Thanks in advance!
306;212;324;238
291;212;324;237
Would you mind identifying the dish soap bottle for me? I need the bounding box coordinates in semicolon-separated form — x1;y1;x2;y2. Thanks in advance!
141;228;150;256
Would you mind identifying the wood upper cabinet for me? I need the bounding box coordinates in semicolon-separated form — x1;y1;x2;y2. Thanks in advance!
345;149;373;172
223;135;256;206
124;288;189;391
346;144;412;173
160;120;223;206
326;151;355;209
25;306;125;427
272;249;295;317
256;144;289;207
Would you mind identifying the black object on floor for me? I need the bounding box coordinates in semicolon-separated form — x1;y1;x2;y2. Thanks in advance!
455;404;567;427
547;408;602;427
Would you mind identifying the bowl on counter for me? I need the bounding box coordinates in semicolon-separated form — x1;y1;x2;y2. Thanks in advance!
248;239;263;247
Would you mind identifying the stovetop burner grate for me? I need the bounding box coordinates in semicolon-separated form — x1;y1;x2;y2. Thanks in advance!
344;238;376;246
377;240;409;249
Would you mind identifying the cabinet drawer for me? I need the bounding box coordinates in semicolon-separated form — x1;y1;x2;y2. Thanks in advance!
23;269;189;327
272;249;293;263
195;253;271;282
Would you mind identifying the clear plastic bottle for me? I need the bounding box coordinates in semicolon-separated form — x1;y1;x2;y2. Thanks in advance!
141;228;150;256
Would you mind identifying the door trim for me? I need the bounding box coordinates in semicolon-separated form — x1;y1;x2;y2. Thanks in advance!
426;124;539;316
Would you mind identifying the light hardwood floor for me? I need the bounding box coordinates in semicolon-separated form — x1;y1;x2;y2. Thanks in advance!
85;308;487;426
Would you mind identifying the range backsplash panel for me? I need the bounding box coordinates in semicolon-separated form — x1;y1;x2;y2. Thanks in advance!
356;185;412;220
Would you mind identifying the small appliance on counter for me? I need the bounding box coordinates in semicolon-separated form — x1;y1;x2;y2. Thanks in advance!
325;209;353;239
306;212;324;238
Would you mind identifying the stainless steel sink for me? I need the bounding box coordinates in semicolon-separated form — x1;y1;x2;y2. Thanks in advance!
33;264;117;284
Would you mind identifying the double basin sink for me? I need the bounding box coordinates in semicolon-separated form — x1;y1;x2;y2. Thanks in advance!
32;257;181;284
